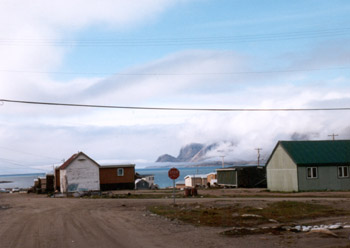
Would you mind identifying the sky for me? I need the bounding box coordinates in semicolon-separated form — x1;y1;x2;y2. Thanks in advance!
1;0;350;174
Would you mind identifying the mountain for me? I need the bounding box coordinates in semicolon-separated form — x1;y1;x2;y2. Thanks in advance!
155;142;229;163
177;143;204;162
155;154;178;162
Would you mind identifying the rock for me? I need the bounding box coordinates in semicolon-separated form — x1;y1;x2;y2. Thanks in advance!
73;192;81;198
328;224;342;230
302;226;312;232
291;225;302;232
280;226;292;231
308;229;338;237
268;219;278;223
241;214;263;218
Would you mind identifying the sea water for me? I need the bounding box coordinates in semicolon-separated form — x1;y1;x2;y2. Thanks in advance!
0;173;45;189
136;166;220;188
0;164;221;189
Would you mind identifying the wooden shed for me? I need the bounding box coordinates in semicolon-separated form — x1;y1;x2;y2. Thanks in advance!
216;166;266;188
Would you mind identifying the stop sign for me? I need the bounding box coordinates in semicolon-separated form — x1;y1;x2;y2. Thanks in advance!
168;167;180;180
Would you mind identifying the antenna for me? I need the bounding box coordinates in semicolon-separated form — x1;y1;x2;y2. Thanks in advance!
255;148;262;167
328;133;339;141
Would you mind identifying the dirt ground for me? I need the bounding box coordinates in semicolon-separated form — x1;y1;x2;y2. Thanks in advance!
1;189;350;248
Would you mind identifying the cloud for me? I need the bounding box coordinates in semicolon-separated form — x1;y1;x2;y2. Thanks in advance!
0;0;184;99
1;1;350;173
2;47;350;172
82;50;248;103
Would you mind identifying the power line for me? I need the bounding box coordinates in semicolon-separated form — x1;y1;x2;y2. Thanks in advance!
1;98;350;112
0;145;61;161
0;157;50;172
0;66;348;76
0;27;349;47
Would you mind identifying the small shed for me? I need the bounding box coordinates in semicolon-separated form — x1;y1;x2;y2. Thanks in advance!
135;179;150;190
175;181;185;189
184;174;208;187
135;173;155;189
207;172;217;186
216;166;266;188
39;177;47;192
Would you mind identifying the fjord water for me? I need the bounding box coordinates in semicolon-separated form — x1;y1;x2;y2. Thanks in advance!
0;163;221;189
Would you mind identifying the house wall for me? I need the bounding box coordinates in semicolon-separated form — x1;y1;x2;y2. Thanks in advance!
266;145;298;192
99;167;135;190
207;173;217;183
185;177;192;187
60;154;100;192
135;179;150;190
185;177;206;187
55;168;60;191
217;170;237;186
60;169;67;193
298;165;350;191
100;167;135;184
142;175;154;186
237;167;266;188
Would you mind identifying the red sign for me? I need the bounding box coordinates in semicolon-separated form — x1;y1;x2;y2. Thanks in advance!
168;168;180;180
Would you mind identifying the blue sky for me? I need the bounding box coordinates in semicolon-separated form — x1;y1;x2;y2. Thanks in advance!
0;0;350;174
61;0;350;77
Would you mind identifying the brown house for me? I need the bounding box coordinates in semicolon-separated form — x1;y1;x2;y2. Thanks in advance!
99;165;135;191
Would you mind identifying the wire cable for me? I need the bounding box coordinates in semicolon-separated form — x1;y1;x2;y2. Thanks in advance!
0;27;349;47
1;99;350;112
0;66;349;76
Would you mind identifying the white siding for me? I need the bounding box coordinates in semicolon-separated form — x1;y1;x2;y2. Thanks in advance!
60;169;67;193
267;144;298;192
185;177;192;187
60;153;100;192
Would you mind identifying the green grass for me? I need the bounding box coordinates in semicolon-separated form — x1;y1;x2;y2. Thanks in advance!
148;201;349;228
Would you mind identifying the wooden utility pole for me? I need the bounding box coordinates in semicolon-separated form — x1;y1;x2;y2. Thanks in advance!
255;148;262;167
220;155;225;168
328;133;339;141
217;149;233;168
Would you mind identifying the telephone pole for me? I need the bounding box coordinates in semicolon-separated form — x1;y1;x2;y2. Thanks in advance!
328;133;339;141
220;155;225;168
255;148;262;167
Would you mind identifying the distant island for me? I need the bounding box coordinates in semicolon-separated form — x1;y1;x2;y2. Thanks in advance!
0;181;12;184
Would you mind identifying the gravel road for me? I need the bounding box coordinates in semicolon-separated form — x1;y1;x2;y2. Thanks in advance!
1;193;350;248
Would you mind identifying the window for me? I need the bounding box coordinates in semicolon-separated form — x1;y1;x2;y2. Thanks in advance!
338;166;349;178
307;167;317;179
117;168;124;176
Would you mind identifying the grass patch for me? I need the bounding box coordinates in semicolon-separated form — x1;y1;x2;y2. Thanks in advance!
148;201;349;228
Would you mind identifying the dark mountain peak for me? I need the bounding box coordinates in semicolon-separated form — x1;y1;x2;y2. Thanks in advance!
155;154;178;162
177;143;205;162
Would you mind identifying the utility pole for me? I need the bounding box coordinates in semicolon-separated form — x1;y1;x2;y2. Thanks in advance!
220;155;225;168
255;148;262;167
217;149;233;168
328;133;339;141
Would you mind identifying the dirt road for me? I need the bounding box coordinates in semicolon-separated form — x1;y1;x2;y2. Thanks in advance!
1;193;350;248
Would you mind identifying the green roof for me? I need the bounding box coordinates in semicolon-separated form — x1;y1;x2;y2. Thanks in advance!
279;140;350;165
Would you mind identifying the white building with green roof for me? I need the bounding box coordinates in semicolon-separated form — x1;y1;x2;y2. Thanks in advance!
266;140;350;192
